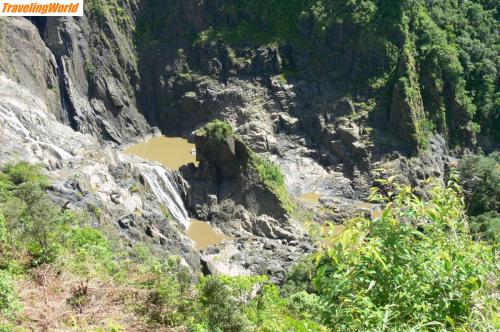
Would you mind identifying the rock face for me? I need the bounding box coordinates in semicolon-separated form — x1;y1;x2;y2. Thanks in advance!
0;18;62;119
389;45;426;153
1;6;152;144
179;122;312;282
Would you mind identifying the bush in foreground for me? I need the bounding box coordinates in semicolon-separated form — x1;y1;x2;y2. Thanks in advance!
314;177;499;331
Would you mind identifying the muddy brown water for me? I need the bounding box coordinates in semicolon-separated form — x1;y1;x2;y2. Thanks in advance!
353;201;382;219
298;192;322;203
186;220;228;250
124;136;197;170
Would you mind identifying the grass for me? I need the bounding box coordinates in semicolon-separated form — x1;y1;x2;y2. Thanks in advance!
251;155;296;215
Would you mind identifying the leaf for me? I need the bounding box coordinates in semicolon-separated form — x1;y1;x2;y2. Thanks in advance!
387;175;399;183
367;280;376;292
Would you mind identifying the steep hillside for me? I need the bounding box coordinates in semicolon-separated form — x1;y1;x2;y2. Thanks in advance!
136;0;498;152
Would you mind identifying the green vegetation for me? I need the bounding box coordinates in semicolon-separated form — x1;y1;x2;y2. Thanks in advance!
252;156;285;188
252;155;296;215
196;119;235;141
459;152;500;242
129;183;139;193
85;0;131;31
314;176;498;330
0;270;20;319
459;152;500;216
1;163;498;330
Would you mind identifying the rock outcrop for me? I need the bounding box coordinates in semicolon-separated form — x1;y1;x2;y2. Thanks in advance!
180;121;312;282
185;121;291;220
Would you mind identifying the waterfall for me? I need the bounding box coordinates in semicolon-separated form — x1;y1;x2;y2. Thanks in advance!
0;104;31;137
0;104;72;160
56;57;71;127
138;163;190;227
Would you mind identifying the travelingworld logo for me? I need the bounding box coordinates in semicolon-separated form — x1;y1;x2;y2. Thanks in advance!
1;0;82;16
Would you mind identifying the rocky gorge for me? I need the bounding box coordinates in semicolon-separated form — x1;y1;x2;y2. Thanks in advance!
0;0;497;287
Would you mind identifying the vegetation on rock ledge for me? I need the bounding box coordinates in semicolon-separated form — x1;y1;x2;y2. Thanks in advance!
252;155;296;216
196;119;235;141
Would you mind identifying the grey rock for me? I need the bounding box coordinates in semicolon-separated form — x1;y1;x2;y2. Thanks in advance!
267;263;284;274
337;124;360;145
279;113;300;133
207;194;218;207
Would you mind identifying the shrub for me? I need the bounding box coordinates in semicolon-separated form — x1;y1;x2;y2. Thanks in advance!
196;277;250;332
0;213;6;245
313;178;499;330
0;163;62;265
63;226;115;275
0;270;21;319
282;255;317;295
245;282;326;331
459;152;500;216
0;173;13;199
2;162;47;187
198;120;235;141
14;182;63;265
140;256;194;326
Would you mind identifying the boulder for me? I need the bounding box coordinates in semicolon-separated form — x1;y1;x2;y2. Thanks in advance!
337;123;360;145
330;140;349;160
334;97;355;116
279;113;300;133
